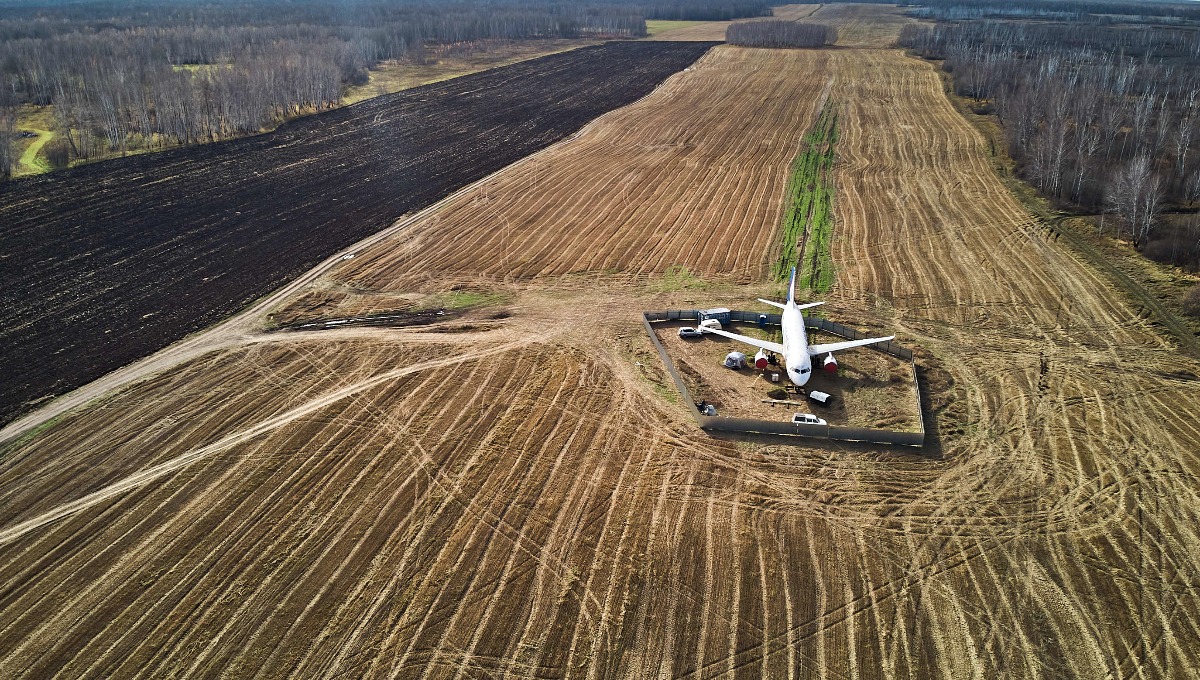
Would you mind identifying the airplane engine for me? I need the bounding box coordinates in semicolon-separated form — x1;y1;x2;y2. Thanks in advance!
823;353;838;373
754;349;769;370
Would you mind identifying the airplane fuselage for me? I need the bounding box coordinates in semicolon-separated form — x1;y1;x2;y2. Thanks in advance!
695;267;893;388
780;304;814;386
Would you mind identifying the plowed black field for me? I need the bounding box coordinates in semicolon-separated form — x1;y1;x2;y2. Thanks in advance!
0;40;717;424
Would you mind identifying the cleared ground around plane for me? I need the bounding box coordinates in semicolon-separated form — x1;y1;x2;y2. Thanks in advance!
4;8;1200;678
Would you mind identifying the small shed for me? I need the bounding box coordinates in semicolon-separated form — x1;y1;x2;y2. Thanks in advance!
701;307;731;325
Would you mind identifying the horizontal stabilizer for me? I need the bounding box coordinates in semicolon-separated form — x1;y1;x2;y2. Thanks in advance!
757;299;824;311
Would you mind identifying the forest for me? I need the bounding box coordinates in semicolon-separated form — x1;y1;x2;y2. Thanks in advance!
0;0;766;177
725;19;836;48
904;0;1200;22
900;17;1200;271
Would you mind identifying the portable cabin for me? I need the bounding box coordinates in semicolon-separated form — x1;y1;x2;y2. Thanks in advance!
807;390;833;406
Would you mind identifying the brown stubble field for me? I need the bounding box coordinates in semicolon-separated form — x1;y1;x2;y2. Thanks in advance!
646;4;822;42
4;7;1200;678
317;46;832;302
647;4;916;47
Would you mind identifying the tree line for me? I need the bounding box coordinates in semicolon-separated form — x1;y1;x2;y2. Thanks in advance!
901;0;1200;23
725;20;837;48
900;19;1200;268
0;0;766;179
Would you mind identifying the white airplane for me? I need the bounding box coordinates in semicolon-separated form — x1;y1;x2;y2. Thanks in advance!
699;267;894;387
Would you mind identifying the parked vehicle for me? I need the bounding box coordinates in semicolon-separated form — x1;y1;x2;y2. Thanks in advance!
678;326;702;339
792;413;827;426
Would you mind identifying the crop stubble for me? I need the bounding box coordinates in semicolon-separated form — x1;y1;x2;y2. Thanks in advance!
315;47;832;314
3;27;1200;680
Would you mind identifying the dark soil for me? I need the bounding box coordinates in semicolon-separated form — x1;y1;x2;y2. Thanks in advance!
0;40;718;425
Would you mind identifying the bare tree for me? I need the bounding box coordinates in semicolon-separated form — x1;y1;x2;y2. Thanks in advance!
0;106;13;180
1186;166;1200;206
0;83;15;179
1173;82;1199;178
1107;154;1164;248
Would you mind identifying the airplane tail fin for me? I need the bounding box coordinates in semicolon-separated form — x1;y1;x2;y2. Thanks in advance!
787;267;797;306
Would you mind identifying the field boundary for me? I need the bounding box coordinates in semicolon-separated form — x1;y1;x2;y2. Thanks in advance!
642;310;925;446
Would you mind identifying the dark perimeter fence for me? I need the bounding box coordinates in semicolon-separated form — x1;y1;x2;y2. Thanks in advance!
643;310;925;447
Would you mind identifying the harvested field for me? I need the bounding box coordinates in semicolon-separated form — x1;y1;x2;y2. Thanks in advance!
299;46;833;322
645;4;916;47
4;5;1200;677
647;4;820;41
0;40;715;426
808;3;918;48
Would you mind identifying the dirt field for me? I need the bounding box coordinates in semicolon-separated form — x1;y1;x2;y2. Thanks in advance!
3;6;1200;678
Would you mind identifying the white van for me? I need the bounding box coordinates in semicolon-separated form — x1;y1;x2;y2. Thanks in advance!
792;413;827;426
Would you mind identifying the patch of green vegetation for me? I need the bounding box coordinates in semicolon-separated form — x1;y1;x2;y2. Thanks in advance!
774;101;838;294
0;412;65;462
12;104;57;176
649;376;680;405
644;20;702;36
17;128;52;174
653;265;711;293
422;289;508;310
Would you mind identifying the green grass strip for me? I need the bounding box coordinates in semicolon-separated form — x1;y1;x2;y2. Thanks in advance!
773;102;838;294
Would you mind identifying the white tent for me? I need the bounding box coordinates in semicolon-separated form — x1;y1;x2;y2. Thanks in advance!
723;352;747;369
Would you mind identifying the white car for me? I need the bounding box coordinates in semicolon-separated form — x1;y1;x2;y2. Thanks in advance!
678;327;702;339
792;413;827;426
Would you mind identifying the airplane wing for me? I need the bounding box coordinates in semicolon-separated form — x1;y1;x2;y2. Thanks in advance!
808;335;895;355
700;327;785;354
